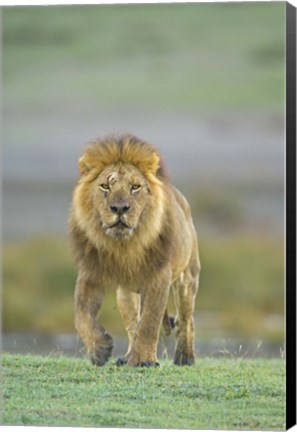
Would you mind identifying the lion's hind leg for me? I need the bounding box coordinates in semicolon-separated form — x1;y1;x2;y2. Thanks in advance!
116;287;140;365
172;264;199;366
162;309;176;336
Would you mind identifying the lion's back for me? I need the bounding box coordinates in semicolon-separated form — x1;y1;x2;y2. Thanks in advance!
167;186;200;280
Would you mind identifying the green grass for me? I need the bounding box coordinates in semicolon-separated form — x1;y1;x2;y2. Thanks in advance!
2;353;285;429
3;3;285;112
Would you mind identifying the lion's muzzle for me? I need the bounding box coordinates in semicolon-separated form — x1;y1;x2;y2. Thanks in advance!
109;197;131;216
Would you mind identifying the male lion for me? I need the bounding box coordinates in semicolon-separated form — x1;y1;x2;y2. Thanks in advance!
69;134;201;367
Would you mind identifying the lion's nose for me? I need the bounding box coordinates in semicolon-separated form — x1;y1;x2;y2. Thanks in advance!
110;203;130;215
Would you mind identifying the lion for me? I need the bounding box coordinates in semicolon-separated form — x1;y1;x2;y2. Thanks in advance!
68;134;201;367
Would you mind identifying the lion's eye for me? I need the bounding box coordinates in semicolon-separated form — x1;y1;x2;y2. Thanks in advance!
100;184;110;191
131;184;141;191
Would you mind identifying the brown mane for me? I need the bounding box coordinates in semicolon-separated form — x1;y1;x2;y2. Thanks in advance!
78;133;169;183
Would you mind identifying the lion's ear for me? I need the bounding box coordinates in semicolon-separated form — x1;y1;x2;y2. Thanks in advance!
78;155;91;174
148;152;160;175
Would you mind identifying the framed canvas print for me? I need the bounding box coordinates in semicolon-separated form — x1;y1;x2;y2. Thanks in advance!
1;0;296;431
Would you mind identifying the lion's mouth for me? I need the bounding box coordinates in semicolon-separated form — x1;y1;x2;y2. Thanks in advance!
109;219;131;229
105;219;135;238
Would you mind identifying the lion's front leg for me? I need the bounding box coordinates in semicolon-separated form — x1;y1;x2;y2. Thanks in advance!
127;268;171;367
74;272;113;366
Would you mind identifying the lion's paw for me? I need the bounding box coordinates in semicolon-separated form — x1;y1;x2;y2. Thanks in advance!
173;351;195;366
115;357;128;367
116;357;159;367
135;361;160;368
90;338;113;367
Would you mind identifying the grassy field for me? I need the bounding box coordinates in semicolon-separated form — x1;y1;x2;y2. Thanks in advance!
2;353;285;429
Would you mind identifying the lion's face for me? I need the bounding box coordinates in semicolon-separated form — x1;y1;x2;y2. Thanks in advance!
93;163;150;239
73;136;166;247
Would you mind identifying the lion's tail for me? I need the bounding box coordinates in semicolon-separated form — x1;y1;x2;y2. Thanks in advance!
162;309;176;336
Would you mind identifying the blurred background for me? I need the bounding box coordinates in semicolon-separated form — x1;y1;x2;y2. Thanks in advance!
2;3;285;358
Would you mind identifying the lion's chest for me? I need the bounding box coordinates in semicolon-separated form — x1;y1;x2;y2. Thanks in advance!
98;251;146;292
96;228;173;291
